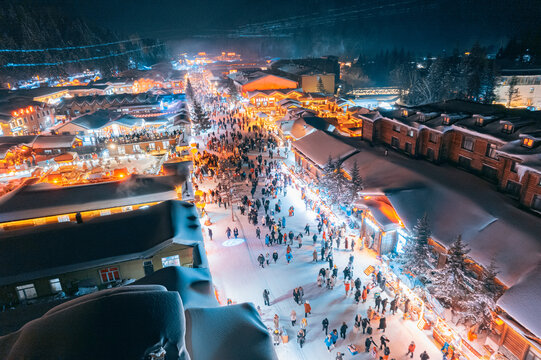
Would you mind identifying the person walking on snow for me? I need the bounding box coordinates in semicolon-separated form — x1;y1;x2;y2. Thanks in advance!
365;337;376;352
380;335;389;349
325;334;333;351
340;322;348;339
273;314;280;329
298;286;304;303
263;289;270;306
345;280;351;296
322;318;329;335
256;227;261;239
265;252;270;265
290;310;297;326
378;316;387;332
420;351;430;360
272;251;278;263
257;254;265;268
304;300;312;317
233;227;239;238
406;341;416;358
301;317;307;330
226;227;231;239
208;228;213;240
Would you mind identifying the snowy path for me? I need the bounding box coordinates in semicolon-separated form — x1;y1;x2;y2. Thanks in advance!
192;107;442;359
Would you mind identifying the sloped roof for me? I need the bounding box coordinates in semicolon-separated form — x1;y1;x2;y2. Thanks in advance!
0;200;201;286
69;110;114;130
0;175;181;223
292;130;357;167
31;135;79;149
342;145;541;287
0;285;189;359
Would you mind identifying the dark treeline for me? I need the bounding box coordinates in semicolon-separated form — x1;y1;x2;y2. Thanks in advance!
0;1;168;83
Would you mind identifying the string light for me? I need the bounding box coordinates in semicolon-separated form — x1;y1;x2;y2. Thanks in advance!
0;38;142;53
3;44;165;68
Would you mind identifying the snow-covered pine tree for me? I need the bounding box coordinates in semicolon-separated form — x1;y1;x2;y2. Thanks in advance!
398;213;433;282
350;160;363;200
190;99;211;134
185;78;194;101
430;235;489;326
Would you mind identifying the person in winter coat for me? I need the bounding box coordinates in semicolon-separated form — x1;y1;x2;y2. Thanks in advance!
297;329;306;348
256;227;261;239
354;289;362;304
362;286;368;303
257;254;265;268
226;227;232;239
331;329;338;344
313;249;318;262
317;274;323;287
265;252;270;265
301;317;307;329
322;318;329;335
265;234;270;246
273;314;280;329
390;296;398;315
420;351;430;360
273;329;281;346
344;280;351;296
367;306;374;320
382;298;388;314
272;251;278;263
355;277;362;291
362;317;369;334
291;310;297;326
378;316;387;332
208;228;213;240
293;288;300;304
406;341;416;358
304;300;312;317
298;286;304;303
340;322;348;339
383;345;391;360
375;294;382;312
263;289;270;306
233;227;239;238
336;352;344;360
286;252;293;264
380;335;389;349
325;334;333;351
365;337;375;352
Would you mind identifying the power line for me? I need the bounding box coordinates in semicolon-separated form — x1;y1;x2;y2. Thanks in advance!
0;38;142;53
2;44;165;67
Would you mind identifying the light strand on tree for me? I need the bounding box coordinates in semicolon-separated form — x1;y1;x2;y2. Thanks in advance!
2;44;165;67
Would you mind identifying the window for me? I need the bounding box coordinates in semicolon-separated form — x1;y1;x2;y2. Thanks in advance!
510;161;518;173
392;124;401;132
16;284;37;301
522;138;534;148
461;136;475;151
475;117;484;126
133;144;141;152
148;142;156;150
99;267;120;283
391;137;400;148
117;146;125;155
426;148;435;161
161;255;180;268
502;124;514;134
531;195;541;212
162;141;169;149
57;215;70;223
405;142;413;154
481;165;498;182
485;143;498;159
407;130;414;137
530;87;535;94
505;180;522;197
458;156;471;169
429;132;438;143
144;260;155;276
50;278;62;293
442;116;450;125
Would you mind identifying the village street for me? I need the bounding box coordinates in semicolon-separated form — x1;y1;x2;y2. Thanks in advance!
191;106;442;360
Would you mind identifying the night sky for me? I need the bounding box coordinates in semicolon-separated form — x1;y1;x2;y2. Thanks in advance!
38;0;541;57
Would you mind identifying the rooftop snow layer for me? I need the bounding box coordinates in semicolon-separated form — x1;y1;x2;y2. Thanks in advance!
292;130;358;167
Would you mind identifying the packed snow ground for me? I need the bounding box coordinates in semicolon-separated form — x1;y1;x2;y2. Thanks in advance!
196;115;442;360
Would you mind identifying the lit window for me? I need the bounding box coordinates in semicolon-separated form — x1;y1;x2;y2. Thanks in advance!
50;278;62;293
99;267;120;283
442;116;450;125
57;215;70;223
461;136;475;151
475;117;484;126
407;130;414;137
16;284;37;301
502;124;514;134
530;87;535;94
393;124;401;132
485;143;499;159
161;255;180;268
148;142;156;150
523;138;534;148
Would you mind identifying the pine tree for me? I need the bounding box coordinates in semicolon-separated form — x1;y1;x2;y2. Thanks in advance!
190;99;211;134
185;78;194;101
227;78;239;103
398;214;433;282
430;235;494;327
350;160;363;199
506;76;521;107
316;76;325;93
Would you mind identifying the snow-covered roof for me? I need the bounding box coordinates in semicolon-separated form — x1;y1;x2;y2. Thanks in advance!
497;265;541;338
0;175;180;223
342;144;541;287
0;285;190;359
0;200;202;286
292;130;357;167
